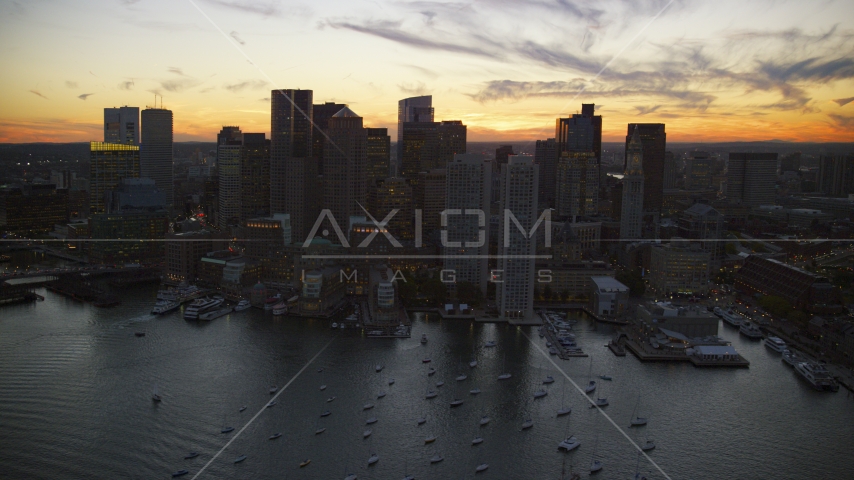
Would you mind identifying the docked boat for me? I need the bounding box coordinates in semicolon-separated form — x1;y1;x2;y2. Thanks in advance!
795;362;840;391
152;300;180;315
272;301;287;316
479;415;490;425
543;375;555;384
549;347;559;355
172;470;189;477
269;433;282;440
233;454;247;463
184;452;199;459
183;298;222;320
585;380;597;394
782;349;804;367
717;308;744;327
739;321;763;339
436;381;445;387
521;418;533;429
363;429;372;438
476;463;489;472
470;388;481;395
300;459;311;468
472;436;484;445
558;435;581;451
534;389;548;399
765;336;787;353
450;398;464;407
430;454;444;464
199;306;232;321
425;390;438;399
234;299;251;312
424;435;436;443
456;374;468;381
421;334;427;344
641;440;655;451
263;295;281;310
366;417;377;425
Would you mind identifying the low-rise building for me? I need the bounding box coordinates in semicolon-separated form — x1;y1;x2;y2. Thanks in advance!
735;255;843;314
299;266;346;315
648;240;710;295
589;276;629;317
636;302;719;338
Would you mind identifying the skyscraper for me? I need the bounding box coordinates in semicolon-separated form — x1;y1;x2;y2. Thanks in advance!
555;151;598;219
727;152;778;206
312;102;348;174
366;127;391;185
662;151;677;190
270;88;314;241
140;108;173;209
535;138;557;208
496;155;538;320
89;142;140;215
217;126;243;227
323;107;367;228
400;121;437;177
397;95;434;164
368;177;414;240
817;154;854;197
415;169;446;232
240;133;270;220
557;104;602;180
433;121;466;171
686;151;711;190
444;154;492;295
620;128;644;240
104;106;139;145
625;123;665;214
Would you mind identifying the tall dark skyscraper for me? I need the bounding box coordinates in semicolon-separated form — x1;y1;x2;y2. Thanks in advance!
625;123;665;214
535;138;557;208
817;154;854;197
104;106;139;145
366;127;391;185
140;108;173;209
400;121;437;177
323;107;367;228
495;145;515;165
727;152;777;206
397;95;434;165
270;88;314;241
89;142;140;215
240;133;271;221
312;101;347;174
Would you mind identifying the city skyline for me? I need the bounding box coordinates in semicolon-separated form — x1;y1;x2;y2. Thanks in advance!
1;1;853;144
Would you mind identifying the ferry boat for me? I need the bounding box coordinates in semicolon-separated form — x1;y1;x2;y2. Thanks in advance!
152;300;180;315
739;321;763;339
264;295;281;311
715;307;744;327
421;334;428;344
234;299;251;312
272;301;287;316
764;336;787;353
782;349;804;367
184;298;222;320
200;306;233;321
794;362;840;392
157;289;179;302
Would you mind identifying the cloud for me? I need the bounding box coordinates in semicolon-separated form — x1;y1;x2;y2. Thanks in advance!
77;93;94;100
324;19;499;58
833;97;854;107
230;31;245;45
260;97;270;102
65;81;78;88
29;90;47;99
827;114;854;129
168;67;187;76
635;105;662;115
119;80;134;90
224;79;268;92
202;0;283;17
398;81;430;96
160;78;202;92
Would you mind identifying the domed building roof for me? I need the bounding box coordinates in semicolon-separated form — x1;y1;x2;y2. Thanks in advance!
253;282;267;291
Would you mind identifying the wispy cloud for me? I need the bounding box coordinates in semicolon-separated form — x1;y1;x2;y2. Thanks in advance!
29;90;47;99
119;80;134;90
833;97;854;107
160;78;202;92
398;81;430;96
202;0;283;17
65;81;78;88
224;79;268;92
168;67;187;76
827;113;854;129
77;93;94;100
230;30;245;45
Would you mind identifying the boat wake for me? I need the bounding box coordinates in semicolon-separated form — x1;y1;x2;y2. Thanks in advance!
112;314;156;329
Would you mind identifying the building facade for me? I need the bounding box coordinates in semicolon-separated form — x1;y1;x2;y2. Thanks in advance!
625;123;665;213
140;108;174;209
555;151;598;219
620;128;644;241
648;241;710;295
104;106;139;145
727;152;777;207
89;142;140;215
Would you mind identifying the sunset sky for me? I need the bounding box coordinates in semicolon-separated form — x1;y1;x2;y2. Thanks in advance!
1;0;853;143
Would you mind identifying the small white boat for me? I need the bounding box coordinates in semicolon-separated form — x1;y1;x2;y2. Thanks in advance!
599;375;612;381
152;385;162;403
331;322;338;328
521;419;533;430
319;385;327;391
558;435;581;451
368;453;379;465
363;429;372;438
534;389;548;398
421;334;427;344
430;454;444;463
366;417;377;425
375;364;384;372
363;403;374;410
239;405;247;412
479;415;490;425
592;397;608;407
272;301;287;316
543;375;555;384
557;406;572;416
436;381;445;387
424;435;437;444
269;385;278;394
585;380;596;394
428;368;436;376
765;336;787;353
417;417;426;425
469;359;478;368
266;401;277;408
590;459;603;473
234;454;247;463
456;374;467;381
344;474;357;480
326;396;336;403
183;452;199;459
315;427;326;435
221;426;234;434
476;463;489;472
470;388;481;395
641;440;655;451
739;321;763;339
425;390;438;399
269;432;282;440
320;410;331;417
450;398;464;407
472;436;484;445
484;341;497;348
388;378;395;385
377;392;387;399
300;459;311;468
234;299;251;312
498;373;511;380
631;417;648;426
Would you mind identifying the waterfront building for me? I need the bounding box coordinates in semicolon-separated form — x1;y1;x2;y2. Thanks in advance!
620;128;644;241
270;88;315;241
366;127;391;185
496;155;538;320
444;154;492;295
164;230;228;285
727;152;777;207
648;240;710;296
0;184;68;234
625;123;665;213
535;260;615;301
103;106;139;145
89;142;140;215
299;267;346;315
735;255;843;313
678;203;724;271
140;108;174;209
636;302;719;338
589;276;630;317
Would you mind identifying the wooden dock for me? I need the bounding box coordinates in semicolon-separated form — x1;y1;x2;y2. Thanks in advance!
541;321;588;359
